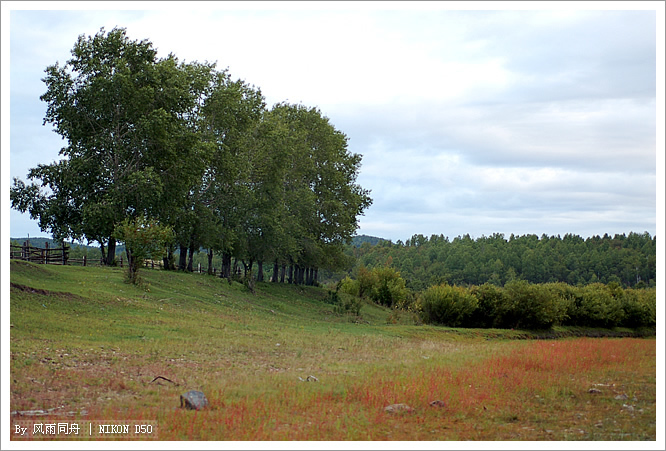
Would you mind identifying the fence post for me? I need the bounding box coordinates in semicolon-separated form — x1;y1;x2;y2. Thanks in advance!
23;241;29;262
83;255;87;267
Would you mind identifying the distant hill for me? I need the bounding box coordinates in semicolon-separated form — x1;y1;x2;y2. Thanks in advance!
350;235;390;247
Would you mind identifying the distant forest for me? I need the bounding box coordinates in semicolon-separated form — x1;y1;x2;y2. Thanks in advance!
345;232;656;290
11;231;657;290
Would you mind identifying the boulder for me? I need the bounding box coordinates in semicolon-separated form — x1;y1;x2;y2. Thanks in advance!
180;390;209;410
384;403;414;414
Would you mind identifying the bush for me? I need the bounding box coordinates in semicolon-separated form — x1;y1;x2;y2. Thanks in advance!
569;283;625;328
333;291;363;317
338;276;359;297
420;283;478;327
350;265;410;309
499;280;568;330
468;283;505;328
619;288;656;328
542;282;577;325
370;266;410;308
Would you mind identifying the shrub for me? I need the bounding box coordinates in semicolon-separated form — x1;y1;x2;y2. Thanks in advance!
542;282;577;325
370;266;409;308
468;283;505;328
569;283;625;328
420;283;478;327
333;292;363;317
351;265;410;309
338;276;359;297
499;280;568;330
619;288;656;327
113;215;174;285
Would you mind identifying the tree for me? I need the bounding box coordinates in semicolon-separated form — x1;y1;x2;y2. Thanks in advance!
272;103;372;284
114;215;174;284
11;27;208;264
200;73;266;279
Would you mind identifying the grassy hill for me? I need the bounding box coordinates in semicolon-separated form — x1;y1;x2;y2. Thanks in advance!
8;260;656;441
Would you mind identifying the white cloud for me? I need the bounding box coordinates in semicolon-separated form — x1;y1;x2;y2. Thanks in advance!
3;3;661;244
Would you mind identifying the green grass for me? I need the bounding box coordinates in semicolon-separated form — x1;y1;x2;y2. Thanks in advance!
9;260;657;441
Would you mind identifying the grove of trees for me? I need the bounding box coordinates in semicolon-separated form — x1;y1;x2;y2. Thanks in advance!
11;27;372;284
346;232;656;290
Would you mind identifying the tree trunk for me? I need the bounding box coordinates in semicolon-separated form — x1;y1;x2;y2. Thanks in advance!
125;247;138;283
257;261;264;282
272;260;279;282
106;237;117;266
207;250;214;275
178;244;187;271
220;252;231;279
187;246;195;272
288;265;293;284
280;263;286;283
313;267;318;285
100;242;107;265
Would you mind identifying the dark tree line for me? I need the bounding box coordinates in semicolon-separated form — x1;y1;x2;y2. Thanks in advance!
347;232;656;290
11;27;372;285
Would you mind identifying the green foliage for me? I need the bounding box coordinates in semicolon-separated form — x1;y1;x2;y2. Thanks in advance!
113;216;174;284
345;232;657;289
12;28;372;282
619;288;656;328
566;283;625;328
468;283;505;328
329;290;363;317
420;283;479;327
351;265;410;308
338;275;359;297
498;280;569;330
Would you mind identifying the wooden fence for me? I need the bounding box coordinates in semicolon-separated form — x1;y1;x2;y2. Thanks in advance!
10;242;69;265
10;242;233;275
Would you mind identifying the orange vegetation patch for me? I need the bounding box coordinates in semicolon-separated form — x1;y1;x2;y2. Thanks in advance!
12;338;656;441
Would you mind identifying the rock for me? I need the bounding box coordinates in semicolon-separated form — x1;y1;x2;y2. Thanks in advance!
429;400;446;408
588;388;602;394
180;390;209;410
384;403;414;414
614;394;628;400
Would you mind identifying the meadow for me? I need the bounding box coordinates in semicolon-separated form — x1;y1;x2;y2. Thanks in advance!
9;260;657;441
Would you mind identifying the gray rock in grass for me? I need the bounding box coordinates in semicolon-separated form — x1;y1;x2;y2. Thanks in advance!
180;390;209;410
384;403;414;414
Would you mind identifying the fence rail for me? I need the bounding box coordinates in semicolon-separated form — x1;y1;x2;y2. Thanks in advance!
10;243;181;271
11;243;222;274
10;242;69;265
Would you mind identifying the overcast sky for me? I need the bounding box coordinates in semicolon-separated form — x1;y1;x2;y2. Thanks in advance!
2;2;664;245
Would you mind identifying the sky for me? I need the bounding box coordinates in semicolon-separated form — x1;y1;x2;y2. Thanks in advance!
2;1;664;245
1;4;665;450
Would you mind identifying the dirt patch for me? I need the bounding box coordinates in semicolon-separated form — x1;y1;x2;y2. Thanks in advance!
10;283;87;303
10;283;52;296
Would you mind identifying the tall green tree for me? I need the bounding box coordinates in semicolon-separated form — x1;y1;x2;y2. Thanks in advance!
11;27;209;264
272;103;372;284
200;73;266;279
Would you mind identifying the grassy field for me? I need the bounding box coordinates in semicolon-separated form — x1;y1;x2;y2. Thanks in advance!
8;260;658;442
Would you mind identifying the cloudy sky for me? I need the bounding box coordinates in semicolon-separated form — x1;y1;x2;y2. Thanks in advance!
2;1;664;244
